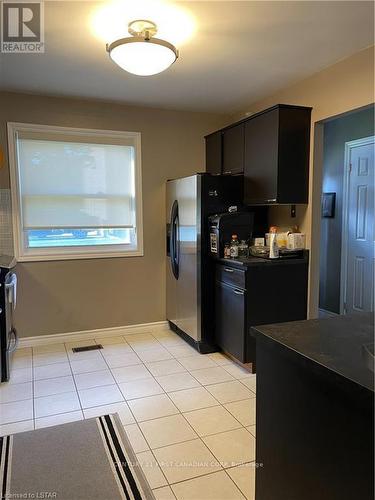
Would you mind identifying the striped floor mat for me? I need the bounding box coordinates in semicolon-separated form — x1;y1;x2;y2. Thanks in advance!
1;414;154;500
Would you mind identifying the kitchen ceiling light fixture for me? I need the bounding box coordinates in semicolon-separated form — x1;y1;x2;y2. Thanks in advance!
106;19;179;76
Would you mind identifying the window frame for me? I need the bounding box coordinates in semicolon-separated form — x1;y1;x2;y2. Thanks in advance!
7;122;144;261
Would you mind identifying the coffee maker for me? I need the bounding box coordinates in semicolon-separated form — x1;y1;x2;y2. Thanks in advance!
208;212;254;258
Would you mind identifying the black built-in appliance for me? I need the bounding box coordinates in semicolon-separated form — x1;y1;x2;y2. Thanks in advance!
0;256;18;382
209;212;254;258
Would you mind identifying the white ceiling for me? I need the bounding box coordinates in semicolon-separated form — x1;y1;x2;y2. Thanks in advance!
0;1;373;113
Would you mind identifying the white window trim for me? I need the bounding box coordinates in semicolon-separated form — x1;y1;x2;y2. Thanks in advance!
7;122;144;262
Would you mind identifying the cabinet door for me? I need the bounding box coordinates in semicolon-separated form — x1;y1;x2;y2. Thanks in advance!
222;124;244;175
215;281;246;362
205;131;222;175
216;264;246;289
277;107;311;203
244;109;279;204
246;260;308;325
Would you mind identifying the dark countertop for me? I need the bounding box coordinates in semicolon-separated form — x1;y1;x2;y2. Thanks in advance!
252;313;374;392
216;250;309;268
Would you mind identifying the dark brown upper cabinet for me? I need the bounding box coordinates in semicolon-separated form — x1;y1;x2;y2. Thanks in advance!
222;123;244;175
205;131;222;175
244;105;311;204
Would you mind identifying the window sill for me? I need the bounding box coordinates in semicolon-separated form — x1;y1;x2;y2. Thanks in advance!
16;249;144;262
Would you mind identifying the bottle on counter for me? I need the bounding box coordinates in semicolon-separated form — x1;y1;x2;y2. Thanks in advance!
224;243;231;259
269;226;279;259
230;234;239;258
238;240;249;257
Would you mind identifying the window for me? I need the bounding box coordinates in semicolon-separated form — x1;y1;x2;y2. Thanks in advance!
7;123;143;261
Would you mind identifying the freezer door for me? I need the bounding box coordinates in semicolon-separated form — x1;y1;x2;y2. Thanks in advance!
166;180;178;327
166;176;199;341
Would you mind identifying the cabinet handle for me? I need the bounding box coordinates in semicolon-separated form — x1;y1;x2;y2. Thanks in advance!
233;289;245;295
266;198;277;203
224;268;234;273
223;171;232;175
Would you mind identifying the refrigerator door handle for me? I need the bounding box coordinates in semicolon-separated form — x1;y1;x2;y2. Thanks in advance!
175;211;180;268
170;200;179;280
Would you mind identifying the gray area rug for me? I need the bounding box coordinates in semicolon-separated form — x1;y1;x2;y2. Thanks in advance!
0;414;154;500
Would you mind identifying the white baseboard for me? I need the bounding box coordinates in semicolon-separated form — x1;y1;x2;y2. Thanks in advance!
18;321;170;348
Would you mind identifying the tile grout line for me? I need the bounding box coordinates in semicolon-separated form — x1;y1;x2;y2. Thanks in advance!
222;470;249;499
7;351;251;402
120;350;256;488
220;399;256;429
5;329;257;493
0;348;32;428
223;461;256;500
122;337;205;489
31;343;253;425
133;380;236;487
119;333;171;488
142;446;171;489
152;485;177;500
31;347;35;428
168;464;250;494
96;336;139;411
12;387;252;429
161;356;257;491
3;372;254;405
62;341;84;420
34;408;85;425
105;334;202;403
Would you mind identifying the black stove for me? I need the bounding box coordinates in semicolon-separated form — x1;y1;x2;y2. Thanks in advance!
0;255;17;382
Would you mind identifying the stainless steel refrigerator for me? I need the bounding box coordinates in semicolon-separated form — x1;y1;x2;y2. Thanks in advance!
166;173;242;352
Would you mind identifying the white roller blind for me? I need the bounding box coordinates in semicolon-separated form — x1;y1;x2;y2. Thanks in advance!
17;138;136;229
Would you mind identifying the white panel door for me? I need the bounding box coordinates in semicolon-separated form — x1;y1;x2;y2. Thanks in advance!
344;137;374;314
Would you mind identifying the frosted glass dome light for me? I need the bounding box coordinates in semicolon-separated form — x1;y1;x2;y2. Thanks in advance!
106;20;179;76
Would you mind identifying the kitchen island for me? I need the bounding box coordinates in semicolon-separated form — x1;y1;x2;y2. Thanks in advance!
252;313;374;500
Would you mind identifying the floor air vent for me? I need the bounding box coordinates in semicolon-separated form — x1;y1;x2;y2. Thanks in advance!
72;344;103;353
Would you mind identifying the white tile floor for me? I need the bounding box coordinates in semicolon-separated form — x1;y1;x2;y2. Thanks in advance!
0;328;257;500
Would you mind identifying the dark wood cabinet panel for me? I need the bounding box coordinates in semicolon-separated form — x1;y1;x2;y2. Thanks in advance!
205;131;222;175
277;107;311;203
254;330;373;500
244;109;279;203
244;106;311;204
205;104;311;204
246;260;308;325
215;265;245;289
214;256;309;366
222;124;244;175
215;280;246;362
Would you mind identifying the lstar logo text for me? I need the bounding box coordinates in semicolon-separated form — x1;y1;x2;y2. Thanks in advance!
1;1;44;53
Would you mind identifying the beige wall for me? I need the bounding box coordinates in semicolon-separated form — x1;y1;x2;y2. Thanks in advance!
0;91;227;337
1;46;373;335
235;46;375;318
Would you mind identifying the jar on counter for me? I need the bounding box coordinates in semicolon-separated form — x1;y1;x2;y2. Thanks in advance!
230;235;239;258
224;244;231;259
238;240;249;257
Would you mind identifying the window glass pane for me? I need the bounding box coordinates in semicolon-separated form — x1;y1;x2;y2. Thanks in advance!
26;228;133;248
